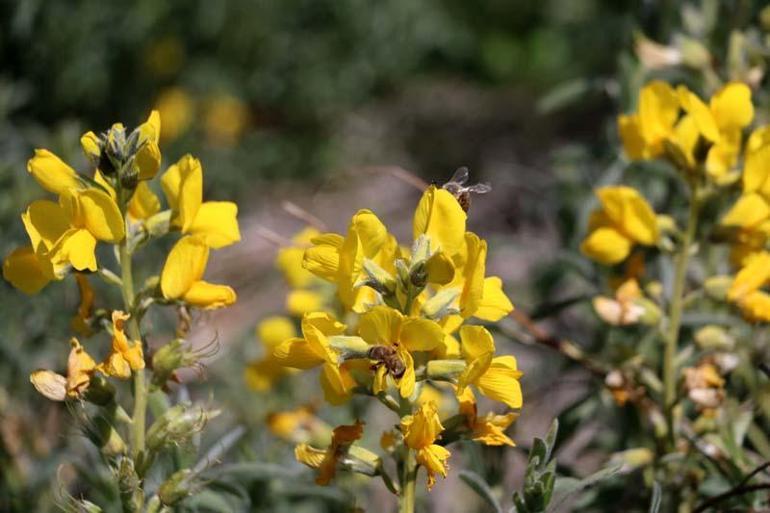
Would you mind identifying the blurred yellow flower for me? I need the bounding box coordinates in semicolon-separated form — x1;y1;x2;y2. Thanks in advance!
401;401;450;490
155;87;194;142
30;338;96;401
618;80;679;160
160;235;237;309
457;387;517;446
161;154;241;249
245;316;297;391
593;279;645;326
581;186;659;265
204;94;249;147
727;251;770;322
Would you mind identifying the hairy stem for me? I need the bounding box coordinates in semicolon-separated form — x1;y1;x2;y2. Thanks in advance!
398;448;417;513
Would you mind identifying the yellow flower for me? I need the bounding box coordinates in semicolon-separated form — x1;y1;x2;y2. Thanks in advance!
22;187;125;273
161;154;241;249
27;149;81;194
303;209;399;312
617;80;679;160
30;338;96;401
276;227;329;315
581;186;659;265
683;361;725;410
155;87;194;142
245;316;297;391
401;401;450;490
358;305;444;398
98;311;145;379
160;235;237;309
456;325;523;409
720;191;770;266
677;82;753;178
295;420;364;485
2;245;56;295
727;251;770;322
457;387;517;446
273;312;360;404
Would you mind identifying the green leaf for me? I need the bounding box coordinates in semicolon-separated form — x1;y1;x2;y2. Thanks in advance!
211;462;299;481
459;470;504;513
649;482;662;513
543;419;559;464
547;464;622;512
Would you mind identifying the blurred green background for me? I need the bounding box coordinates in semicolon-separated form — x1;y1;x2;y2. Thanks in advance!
2;1;768;511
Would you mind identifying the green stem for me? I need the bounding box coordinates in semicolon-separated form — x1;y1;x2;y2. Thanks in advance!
118;198;147;461
663;188;700;445
399;448;417;513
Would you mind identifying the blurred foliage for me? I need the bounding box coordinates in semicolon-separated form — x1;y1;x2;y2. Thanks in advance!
5;0;770;512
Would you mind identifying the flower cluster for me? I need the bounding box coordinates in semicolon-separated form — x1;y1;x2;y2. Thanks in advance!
264;185;521;492
3;112;239;510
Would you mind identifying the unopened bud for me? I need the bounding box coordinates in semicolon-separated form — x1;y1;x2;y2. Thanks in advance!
422;288;460;320
328;335;370;360
609;447;654;472
346;445;382;477
84;374;116;406
694;325;734;350
88;416;127;457
360;259;396;295
158;469;195;506
704;275;733;301
120;164;139;191
679;37;711;69
147;404;219;453
145;210;171;238
409;261;428;288
636;298;661;325
426;359;466;381
115;457;142;513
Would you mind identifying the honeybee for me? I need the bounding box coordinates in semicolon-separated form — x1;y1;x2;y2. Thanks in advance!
367;345;406;378
441;167;491;212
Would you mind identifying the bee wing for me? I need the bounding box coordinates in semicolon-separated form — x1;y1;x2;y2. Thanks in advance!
468;182;492;194
447;166;469;185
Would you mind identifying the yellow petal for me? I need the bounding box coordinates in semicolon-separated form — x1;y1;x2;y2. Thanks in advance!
477;356;523;409
400;317;444;352
187;201;241;249
416;445;450;490
425;250;455;285
161;158;182;211
77;189;125;242
596;186;658;245
710;82;753;132
474;276;514;321
398;348;416;398
257;316;297;348
401;401;444;449
30;370;67;401
80;131;101;162
183;280;236;309
295;443;327;469
100;352;132;379
581;226;632;265
358;305;403;346
59;229;97;271
320;363;353;405
66;338;96;397
677;85;720;142
22;200;70;251
2;246;53;294
303;242;340;282
175;155;203;232
161;236;209;299
274;337;326;369
638;81;679;145
93;170;117;199
738;290;770;322
744;127;770;195
128;182;161;220
617;114;645;159
413;186;467;265
459;232;486;317
722;193;770;228
459;325;496;361
27;149;80;195
728;252;770;301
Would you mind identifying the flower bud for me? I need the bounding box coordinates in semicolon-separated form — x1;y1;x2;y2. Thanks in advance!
158;469;195;506
145;210;172;238
422;289;460;320
115;457;142;513
359;258;396;295
346;445;382;477
84;374;116;406
147;403;219;452
704;275;733;301
328;335;370;360
86;416;127;458
694;325;734;350
679;37;711;69
426;360;466;381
